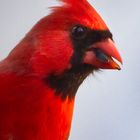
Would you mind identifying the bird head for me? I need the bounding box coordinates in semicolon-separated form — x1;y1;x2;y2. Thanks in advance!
6;0;122;98
26;0;122;76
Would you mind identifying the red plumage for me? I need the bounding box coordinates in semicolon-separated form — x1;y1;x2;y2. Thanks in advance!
0;0;122;140
0;74;74;140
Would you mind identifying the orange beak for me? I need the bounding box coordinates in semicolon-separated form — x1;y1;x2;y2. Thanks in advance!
84;39;122;70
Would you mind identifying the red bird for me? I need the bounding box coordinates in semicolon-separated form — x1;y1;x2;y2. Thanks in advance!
0;0;122;140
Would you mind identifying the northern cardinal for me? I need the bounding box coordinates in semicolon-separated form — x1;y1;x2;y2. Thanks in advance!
0;0;122;140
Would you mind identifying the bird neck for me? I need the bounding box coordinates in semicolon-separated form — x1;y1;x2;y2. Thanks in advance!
0;74;75;140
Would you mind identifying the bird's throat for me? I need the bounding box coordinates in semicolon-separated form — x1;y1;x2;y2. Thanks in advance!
46;64;93;100
42;65;93;139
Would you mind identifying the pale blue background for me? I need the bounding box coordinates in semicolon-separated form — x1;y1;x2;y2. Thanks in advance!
0;0;140;140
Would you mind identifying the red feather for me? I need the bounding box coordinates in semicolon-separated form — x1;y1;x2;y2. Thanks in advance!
0;0;122;139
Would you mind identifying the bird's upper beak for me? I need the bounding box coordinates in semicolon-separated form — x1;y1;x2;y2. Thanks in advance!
84;39;122;70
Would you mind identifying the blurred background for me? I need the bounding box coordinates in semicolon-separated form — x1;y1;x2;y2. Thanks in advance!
0;0;140;140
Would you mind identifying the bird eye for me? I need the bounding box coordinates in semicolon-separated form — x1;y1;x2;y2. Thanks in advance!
71;25;87;39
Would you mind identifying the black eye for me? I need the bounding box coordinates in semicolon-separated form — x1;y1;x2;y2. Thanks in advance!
71;25;87;39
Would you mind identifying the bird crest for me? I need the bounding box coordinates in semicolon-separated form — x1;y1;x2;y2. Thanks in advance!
50;0;108;30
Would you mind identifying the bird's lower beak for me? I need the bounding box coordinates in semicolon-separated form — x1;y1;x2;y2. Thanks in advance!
83;39;122;70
